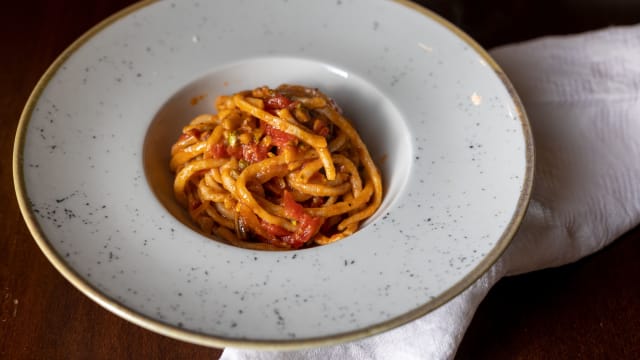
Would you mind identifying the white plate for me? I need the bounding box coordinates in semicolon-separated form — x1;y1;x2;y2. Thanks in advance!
14;0;533;350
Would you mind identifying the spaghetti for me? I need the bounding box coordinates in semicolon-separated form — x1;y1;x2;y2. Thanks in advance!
170;84;382;250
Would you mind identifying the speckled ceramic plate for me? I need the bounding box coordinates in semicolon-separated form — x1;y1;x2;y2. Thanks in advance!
14;0;533;350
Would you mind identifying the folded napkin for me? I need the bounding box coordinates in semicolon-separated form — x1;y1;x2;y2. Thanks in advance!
222;24;640;360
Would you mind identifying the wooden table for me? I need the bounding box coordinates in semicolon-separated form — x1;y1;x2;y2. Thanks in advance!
2;1;638;359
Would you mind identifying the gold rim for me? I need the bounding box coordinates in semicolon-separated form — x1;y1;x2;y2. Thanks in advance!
13;0;534;350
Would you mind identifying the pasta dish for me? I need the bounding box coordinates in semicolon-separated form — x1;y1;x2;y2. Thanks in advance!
170;84;382;250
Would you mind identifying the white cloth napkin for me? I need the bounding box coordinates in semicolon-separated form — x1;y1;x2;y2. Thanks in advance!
221;24;640;360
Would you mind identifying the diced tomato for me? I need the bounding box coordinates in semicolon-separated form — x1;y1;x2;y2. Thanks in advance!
282;191;305;220
282;215;323;248
265;94;292;111
265;123;296;147
280;191;324;248
216;143;269;163
242;143;269;163
207;143;228;159
259;220;291;238
225;145;243;159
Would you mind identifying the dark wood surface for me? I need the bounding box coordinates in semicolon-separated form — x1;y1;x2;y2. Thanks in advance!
2;1;638;359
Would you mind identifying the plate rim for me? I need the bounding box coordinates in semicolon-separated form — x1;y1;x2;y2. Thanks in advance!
12;0;535;350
